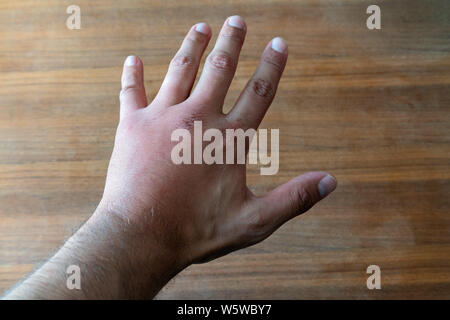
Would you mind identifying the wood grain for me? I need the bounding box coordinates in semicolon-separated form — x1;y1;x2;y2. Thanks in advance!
0;0;449;299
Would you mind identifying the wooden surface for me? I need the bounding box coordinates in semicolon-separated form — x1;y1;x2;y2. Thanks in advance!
0;0;449;299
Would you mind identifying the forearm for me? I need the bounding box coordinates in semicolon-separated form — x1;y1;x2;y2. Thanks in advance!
4;204;185;299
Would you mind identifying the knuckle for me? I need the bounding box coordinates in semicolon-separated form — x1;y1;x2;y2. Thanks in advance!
117;114;135;130
186;32;205;44
119;85;141;98
248;78;274;99
220;26;245;43
208;52;234;72
226;116;245;130
171;54;194;68
122;69;140;84
290;186;314;214
174;110;209;131
245;212;269;234
262;50;285;71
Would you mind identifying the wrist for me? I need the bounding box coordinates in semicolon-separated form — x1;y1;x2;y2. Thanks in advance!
82;201;187;298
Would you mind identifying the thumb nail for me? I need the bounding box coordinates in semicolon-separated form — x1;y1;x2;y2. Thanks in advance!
318;174;337;198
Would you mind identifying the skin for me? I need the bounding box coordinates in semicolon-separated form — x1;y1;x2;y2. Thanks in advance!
3;16;337;299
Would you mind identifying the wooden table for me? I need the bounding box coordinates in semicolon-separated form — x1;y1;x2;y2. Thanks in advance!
0;0;449;299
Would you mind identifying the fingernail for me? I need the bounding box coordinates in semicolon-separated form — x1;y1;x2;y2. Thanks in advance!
125;55;137;66
271;37;287;53
228;15;245;29
195;23;209;35
318;174;337;198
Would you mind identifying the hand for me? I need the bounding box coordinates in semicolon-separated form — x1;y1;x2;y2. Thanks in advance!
99;16;336;274
4;16;337;300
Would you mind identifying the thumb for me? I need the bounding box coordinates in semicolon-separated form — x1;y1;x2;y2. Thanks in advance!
120;55;148;119
252;171;337;231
